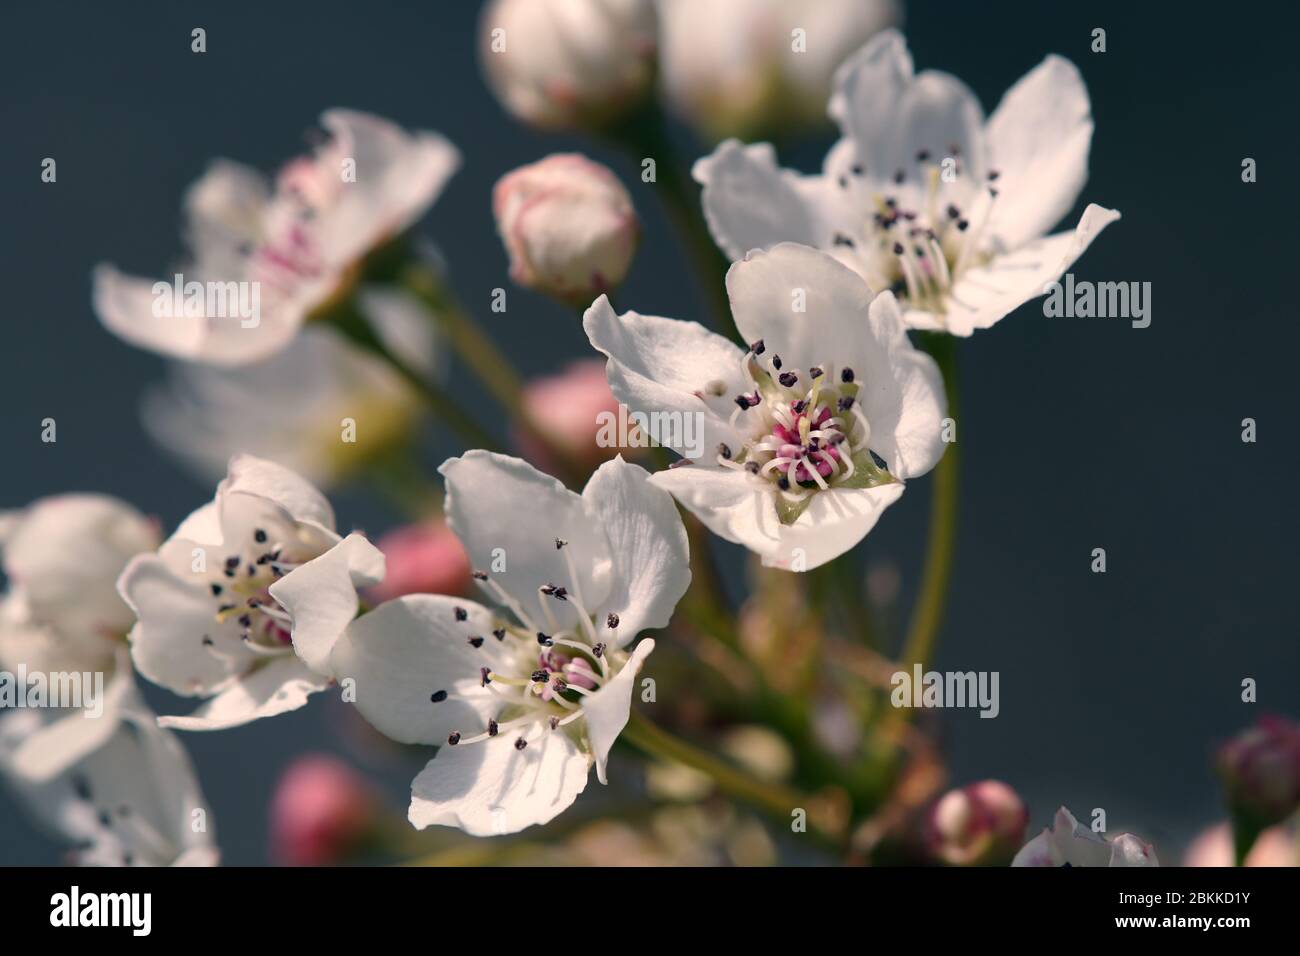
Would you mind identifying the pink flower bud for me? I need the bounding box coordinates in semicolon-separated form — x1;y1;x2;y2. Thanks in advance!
479;0;657;131
493;154;639;304
367;518;472;603
516;358;643;472
270;755;377;866
1217;715;1300;826
926;779;1028;866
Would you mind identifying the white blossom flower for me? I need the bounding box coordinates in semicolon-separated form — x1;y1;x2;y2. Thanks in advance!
693;30;1119;336
1011;807;1159;867
329;452;690;836
493;154;639;304
658;0;900;141
0;495;159;780
585;242;946;571
0;691;218;867
116;455;384;731
93;110;459;365
140;287;437;488
479;0;658;131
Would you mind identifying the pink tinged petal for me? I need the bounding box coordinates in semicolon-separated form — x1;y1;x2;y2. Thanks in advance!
829;30;987;185
1010;830;1056;867
582;459;690;647
157;655;331;732
268;533;384;675
327;594;509;746
582;295;749;457
984;55;1094;250
1109;833;1159;867
582;638;654;785
939;203;1120;337
439;451;612;631
692;140;821;261
408;724;590;837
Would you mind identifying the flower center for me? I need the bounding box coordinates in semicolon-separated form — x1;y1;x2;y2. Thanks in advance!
715;343;895;522
202;527;310;661
426;542;625;752
830;150;1002;316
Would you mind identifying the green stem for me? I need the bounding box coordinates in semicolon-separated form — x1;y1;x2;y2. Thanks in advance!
897;335;960;674
399;265;587;486
621;711;830;837
330;299;502;452
1231;815;1263;867
604;104;742;345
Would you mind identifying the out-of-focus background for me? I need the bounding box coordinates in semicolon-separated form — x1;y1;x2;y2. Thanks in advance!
1;0;1297;864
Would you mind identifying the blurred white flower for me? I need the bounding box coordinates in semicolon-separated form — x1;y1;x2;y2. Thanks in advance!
0;495;158;780
329;452;690;836
479;0;657;130
0;691;218;867
694;30;1119;335
94;110;458;365
658;0;901;141
494;154;639;305
585;243;946;571
141;288;436;489
117;455;384;731
1012;806;1158;867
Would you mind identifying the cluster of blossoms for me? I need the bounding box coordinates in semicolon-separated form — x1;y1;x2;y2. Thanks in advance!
9;2;1286;873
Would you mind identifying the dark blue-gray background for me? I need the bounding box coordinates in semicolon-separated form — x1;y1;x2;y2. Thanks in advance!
1;0;1296;864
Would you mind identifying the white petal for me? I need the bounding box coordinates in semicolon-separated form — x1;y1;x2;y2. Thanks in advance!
408;726;590;837
582;638;654;784
583;296;748;458
693;140;822;261
217;454;336;531
1010;829;1055;867
941;203;1120;336
268;533;384;674
181;160;272;272
119;554;250;696
5;656;133;782
763;484;906;571
157;655;330;731
829;30;986;184
142;325;422;488
0;692;217;866
582;460;690;646
1109;833;1159;867
1;494;158;639
648;467;782;561
439;452;611;631
328;594;510;746
984;55;1094;249
651;469;905;573
724;242;876;375
314;110;460;266
854;292;948;481
92;265;208;361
